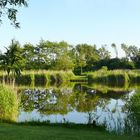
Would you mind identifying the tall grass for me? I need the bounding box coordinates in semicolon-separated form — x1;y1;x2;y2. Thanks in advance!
87;69;140;86
13;70;75;87
0;85;19;122
1;70;140;86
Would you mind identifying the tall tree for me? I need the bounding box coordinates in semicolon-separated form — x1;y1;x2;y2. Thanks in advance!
121;43;129;59
52;41;74;70
75;44;99;74
54;53;74;71
0;0;28;27
37;40;75;70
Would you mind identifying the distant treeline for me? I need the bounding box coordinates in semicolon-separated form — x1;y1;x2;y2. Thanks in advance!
0;39;140;75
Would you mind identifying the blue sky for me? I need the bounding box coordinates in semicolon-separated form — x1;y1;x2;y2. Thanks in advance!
1;0;140;57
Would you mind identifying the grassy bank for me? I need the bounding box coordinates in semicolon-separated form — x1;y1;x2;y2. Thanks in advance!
0;70;77;86
87;70;140;86
1;70;140;87
0;123;139;140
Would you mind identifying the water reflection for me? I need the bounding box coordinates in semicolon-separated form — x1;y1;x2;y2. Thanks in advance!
1;82;140;134
18;84;135;132
123;91;140;134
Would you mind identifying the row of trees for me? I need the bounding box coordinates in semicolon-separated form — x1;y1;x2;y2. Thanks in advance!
0;39;140;75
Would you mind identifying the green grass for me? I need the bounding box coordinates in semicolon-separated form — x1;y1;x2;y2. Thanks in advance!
0;123;139;140
1;70;140;86
70;75;88;82
0;85;19;122
87;69;140;86
0;70;76;86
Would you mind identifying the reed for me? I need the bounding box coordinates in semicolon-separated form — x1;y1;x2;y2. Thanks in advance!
87;69;140;86
0;70;75;87
0;85;19;122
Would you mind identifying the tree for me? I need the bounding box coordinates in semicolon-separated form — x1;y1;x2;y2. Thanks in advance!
75;44;100;74
0;0;28;27
37;40;58;68
121;43;129;59
22;43;36;69
98;45;111;60
37;40;75;70
121;44;140;68
54;53;74;71
0;39;25;76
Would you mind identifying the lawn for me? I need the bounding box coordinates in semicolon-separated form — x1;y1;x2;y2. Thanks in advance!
0;123;139;140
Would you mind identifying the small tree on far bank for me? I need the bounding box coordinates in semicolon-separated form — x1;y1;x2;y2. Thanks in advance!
0;39;25;76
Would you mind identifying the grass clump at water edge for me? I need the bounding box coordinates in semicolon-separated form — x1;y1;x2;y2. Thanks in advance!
0;85;19;122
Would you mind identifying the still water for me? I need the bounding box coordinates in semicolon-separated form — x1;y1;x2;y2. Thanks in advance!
16;83;140;134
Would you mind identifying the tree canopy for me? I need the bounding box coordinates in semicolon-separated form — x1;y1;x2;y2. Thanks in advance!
0;40;140;75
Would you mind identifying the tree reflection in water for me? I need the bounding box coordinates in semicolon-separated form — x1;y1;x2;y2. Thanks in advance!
19;84;140;134
124;91;140;135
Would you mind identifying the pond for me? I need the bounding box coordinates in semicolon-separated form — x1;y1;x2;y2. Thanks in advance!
16;83;140;134
0;82;140;134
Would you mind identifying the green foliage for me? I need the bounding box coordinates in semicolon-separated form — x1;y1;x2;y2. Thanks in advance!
22;40;75;71
0;0;28;27
128;93;140;120
75;44;100;74
54;54;75;71
22;43;37;70
87;70;131;87
121;44;140;68
0;85;18;122
101;66;108;71
124;92;140;134
0;39;25;76
1;40;140;74
95;58;135;70
98;45;111;59
14;70;75;86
